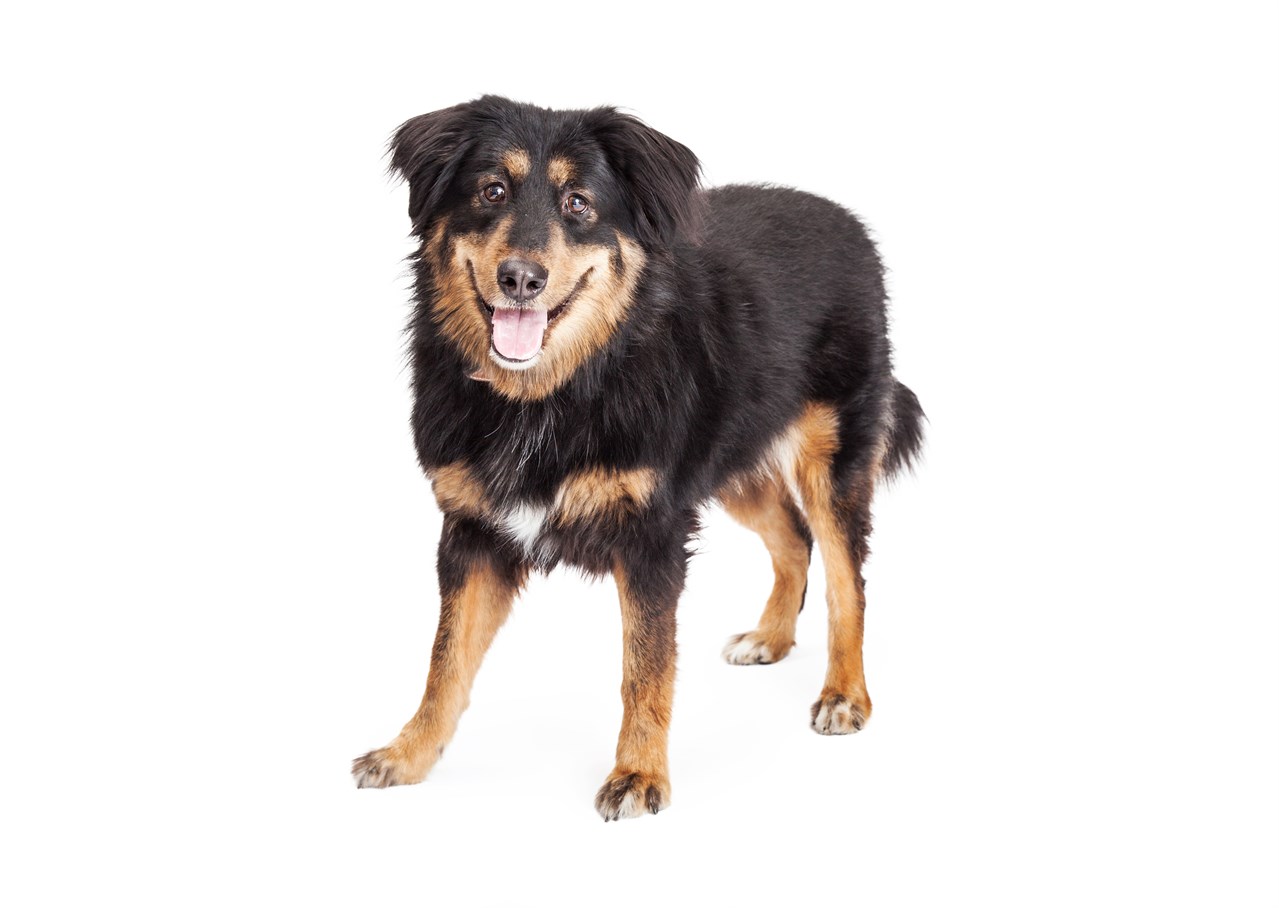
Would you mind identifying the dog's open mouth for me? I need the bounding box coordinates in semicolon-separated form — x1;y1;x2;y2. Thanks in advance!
471;265;593;366
490;307;549;362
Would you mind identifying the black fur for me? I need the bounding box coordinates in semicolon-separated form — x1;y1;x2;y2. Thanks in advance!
360;96;924;814
395;97;921;587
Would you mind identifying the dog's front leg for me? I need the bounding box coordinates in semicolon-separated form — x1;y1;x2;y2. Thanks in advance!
353;517;526;788
595;543;684;820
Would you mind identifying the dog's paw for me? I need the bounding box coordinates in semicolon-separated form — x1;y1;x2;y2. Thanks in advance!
722;631;790;665
351;740;434;789
810;692;871;735
594;771;670;821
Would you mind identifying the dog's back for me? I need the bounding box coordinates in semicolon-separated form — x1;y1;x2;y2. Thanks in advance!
686;183;920;491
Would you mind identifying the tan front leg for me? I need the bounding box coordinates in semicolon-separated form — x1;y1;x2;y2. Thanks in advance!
353;519;525;788
594;560;680;820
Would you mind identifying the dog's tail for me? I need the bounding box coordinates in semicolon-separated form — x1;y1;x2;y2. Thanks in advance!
882;380;925;479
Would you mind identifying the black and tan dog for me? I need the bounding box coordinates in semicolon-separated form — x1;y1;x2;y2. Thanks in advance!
352;96;924;820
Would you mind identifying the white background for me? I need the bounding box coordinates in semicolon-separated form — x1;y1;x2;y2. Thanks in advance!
2;2;1276;905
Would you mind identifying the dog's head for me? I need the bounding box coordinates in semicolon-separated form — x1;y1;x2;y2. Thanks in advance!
391;96;701;400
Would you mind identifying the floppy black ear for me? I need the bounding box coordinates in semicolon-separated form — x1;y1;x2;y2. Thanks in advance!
389;102;477;234
588;109;702;249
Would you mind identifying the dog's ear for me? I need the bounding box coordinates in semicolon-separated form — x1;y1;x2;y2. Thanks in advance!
588;109;702;249
389;102;477;234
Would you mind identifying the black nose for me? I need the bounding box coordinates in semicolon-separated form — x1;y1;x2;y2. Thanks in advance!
497;259;548;303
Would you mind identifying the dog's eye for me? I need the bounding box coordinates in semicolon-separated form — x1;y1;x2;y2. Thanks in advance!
481;183;507;204
564;194;590;216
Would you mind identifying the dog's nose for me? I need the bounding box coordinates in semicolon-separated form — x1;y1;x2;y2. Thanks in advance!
497;259;548;303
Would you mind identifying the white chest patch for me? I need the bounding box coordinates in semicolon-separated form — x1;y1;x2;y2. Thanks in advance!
499;503;549;555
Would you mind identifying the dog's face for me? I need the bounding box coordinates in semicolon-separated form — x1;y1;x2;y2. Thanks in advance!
392;96;701;401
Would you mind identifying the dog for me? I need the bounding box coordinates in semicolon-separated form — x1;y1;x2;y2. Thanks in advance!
352;95;924;820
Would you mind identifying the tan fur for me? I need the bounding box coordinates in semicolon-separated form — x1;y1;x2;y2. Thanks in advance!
596;564;675;818
352;562;526;787
429;462;491;519
787;403;873;728
554;466;657;526
719;476;809;661
425;219;449;260
428;217;512;373
501;148;531;181
547;156;575;186
715;403;877;724
431;216;648;400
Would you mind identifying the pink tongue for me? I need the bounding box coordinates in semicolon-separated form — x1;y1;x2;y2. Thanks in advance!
491;307;548;361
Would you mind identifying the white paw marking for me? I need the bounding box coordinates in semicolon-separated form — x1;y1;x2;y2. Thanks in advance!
595;773;669;821
611;788;650;820
811;696;866;735
722;632;777;665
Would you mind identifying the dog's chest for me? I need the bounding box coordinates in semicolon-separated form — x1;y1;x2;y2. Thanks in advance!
429;459;660;571
495;501;552;556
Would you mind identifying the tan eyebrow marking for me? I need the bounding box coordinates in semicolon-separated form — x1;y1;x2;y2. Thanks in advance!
502;148;531;181
547;156;575;186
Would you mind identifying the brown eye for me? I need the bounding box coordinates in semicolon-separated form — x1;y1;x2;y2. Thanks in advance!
481;183;506;204
564;193;590;216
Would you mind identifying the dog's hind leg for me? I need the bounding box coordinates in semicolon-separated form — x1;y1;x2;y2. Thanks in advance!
352;517;526;788
719;476;812;665
791;403;876;735
594;533;686;820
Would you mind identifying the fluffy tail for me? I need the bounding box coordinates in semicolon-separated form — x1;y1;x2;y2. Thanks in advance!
882;380;925;478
